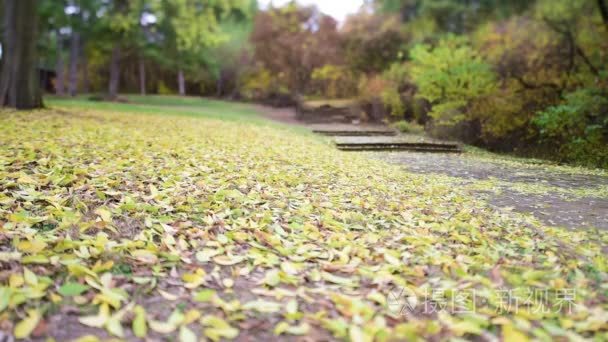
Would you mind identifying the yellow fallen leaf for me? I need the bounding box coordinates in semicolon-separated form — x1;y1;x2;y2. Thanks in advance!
132;306;147;338
131;249;158;264
149;320;177;334
79;304;110;328
94;207;112;222
22;255;50;264
321;271;358;286
17;174;38;185
195;248;222;263
262;269;280;287
0;252;22;262
502;324;530;342
179;326;197;342
9;274;24;288
92;260;114;273
222;278;234;288
14;309;41;339
182;269;206;289
242;299;282;313
349;325;367;342
106;316;124;338
71;335;100;342
280;261;299;275
201;315;239;341
274;321;310;335
159;289;179;301
68;264;98;279
183;309;201;325
23;267;38;286
213;255;245;266
16;239;47;254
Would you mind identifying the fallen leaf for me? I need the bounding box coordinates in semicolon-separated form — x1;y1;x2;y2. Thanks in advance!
58;282;90;297
14;309;41;339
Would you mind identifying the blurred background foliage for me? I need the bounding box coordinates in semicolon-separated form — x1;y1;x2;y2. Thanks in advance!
30;0;608;168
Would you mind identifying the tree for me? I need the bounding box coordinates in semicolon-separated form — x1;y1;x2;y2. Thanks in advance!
409;35;497;126
0;0;43;109
376;0;534;31
155;0;253;96
342;11;406;73
311;64;357;99
135;1;161;95
205;14;256;97
103;0;138;99
65;0;98;96
250;3;343;96
37;0;106;96
38;0;71;96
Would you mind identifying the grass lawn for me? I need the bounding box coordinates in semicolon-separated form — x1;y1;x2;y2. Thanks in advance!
47;95;276;125
0;96;606;340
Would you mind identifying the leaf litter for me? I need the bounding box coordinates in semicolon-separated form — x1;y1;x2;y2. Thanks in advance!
0;109;607;340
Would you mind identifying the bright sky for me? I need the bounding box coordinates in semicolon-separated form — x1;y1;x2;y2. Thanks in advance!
258;0;365;22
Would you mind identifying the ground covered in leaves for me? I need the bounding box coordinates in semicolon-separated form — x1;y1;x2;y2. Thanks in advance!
1;105;607;341
376;152;608;230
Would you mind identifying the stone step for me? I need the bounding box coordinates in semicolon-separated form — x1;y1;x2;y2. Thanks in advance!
313;130;397;136
336;143;462;153
309;124;396;136
333;136;462;153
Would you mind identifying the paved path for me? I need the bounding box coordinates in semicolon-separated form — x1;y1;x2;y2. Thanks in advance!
258;105;608;230
254;105;303;125
375;152;608;230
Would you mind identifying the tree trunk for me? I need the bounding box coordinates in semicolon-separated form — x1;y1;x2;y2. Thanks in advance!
178;69;186;96
599;0;608;28
68;32;80;96
55;32;65;96
216;70;224;98
108;46;121;99
139;57;146;96
0;0;42;109
82;53;90;94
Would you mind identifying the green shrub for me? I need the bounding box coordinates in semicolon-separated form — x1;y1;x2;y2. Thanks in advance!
392;120;425;134
378;63;411;117
380;87;404;117
157;80;175;95
534;88;608;168
382;63;409;88
311;65;358;99
357;63;410;118
409;35;497;126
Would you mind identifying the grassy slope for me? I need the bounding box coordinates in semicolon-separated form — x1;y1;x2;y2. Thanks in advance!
0;96;606;341
46;95;261;121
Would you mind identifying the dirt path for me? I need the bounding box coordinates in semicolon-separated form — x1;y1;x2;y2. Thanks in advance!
257;106;608;230
253;105;304;125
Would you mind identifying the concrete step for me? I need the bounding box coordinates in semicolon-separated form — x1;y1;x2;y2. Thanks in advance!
309;124;396;136
333;136;462;153
313;130;397;136
336;143;462;153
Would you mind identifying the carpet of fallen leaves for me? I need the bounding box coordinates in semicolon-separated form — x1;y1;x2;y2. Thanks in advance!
0;109;607;341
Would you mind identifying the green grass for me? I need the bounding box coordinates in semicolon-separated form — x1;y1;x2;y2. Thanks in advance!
46;94;317;138
47;94;266;123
